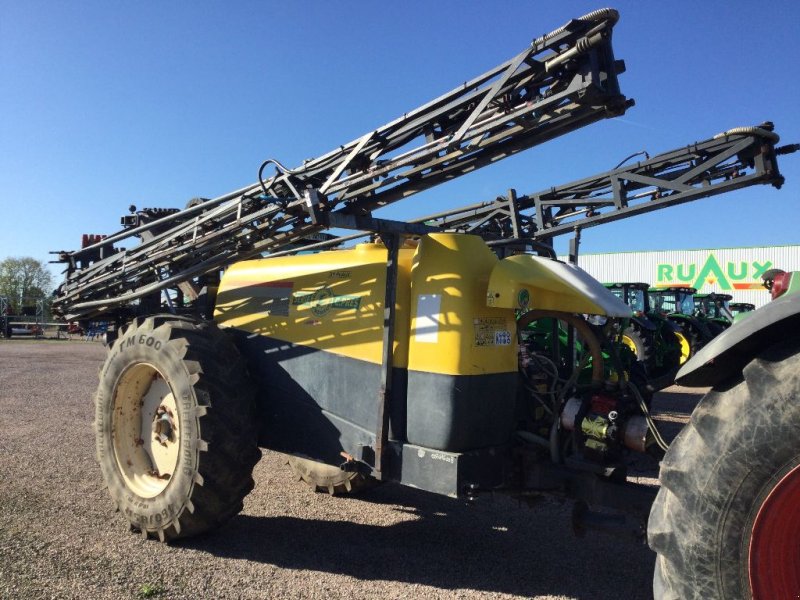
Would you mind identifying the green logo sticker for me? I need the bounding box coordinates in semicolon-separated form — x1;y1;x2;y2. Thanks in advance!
292;287;362;317
517;288;530;308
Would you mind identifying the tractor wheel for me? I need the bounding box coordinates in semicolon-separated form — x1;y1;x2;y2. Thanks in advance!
648;339;800;599
671;330;692;365
621;324;654;364
287;456;379;496
95;316;260;541
657;329;683;372
675;322;703;364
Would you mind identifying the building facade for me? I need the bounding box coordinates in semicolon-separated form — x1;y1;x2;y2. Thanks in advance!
569;245;800;308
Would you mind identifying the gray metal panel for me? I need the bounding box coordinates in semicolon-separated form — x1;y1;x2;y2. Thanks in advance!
388;442;508;498
676;292;800;387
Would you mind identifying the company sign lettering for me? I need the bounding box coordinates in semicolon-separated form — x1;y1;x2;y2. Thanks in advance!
655;254;772;290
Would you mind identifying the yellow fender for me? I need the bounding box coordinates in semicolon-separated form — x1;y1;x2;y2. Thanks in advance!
486;254;632;317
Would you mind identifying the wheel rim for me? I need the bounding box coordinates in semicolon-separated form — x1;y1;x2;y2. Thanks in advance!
112;363;180;498
748;462;800;598
674;331;691;364
621;335;639;358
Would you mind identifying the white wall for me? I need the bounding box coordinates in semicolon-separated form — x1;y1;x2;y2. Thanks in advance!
563;246;800;308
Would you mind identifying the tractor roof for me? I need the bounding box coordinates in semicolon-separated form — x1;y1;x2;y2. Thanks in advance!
694;292;733;300
648;286;698;294
604;282;650;290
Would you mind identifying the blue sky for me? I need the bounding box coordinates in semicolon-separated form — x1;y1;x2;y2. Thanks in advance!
2;1;799;283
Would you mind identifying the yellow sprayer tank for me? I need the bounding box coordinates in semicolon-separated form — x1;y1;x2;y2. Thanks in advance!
215;233;520;458
406;234;518;451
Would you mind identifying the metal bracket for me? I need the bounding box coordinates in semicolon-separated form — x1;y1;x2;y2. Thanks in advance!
303;189;325;225
373;233;400;478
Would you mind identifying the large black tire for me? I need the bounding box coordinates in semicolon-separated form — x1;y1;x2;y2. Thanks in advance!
287;455;379;496
648;339;800;599
621;323;654;364
656;328;683;372
674;320;703;362
96;316;260;541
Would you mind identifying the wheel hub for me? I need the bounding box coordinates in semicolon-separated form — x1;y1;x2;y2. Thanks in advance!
152;406;176;446
748;462;800;598
112;363;181;498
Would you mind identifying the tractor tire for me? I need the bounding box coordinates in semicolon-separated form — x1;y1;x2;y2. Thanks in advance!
656;329;683;373
648;339;800;599
287;455;379;496
621;324;654;364
674;321;703;363
95;315;260;541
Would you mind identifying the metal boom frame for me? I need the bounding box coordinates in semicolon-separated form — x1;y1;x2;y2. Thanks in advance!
54;8;631;321
411;125;794;243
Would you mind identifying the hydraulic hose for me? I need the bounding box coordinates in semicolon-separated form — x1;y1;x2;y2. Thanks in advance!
533;8;619;46
713;125;780;143
516;310;605;385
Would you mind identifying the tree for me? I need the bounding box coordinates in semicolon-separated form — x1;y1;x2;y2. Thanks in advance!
0;257;54;309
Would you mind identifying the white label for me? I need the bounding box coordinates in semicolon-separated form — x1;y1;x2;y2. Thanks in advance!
414;294;441;343
494;330;512;346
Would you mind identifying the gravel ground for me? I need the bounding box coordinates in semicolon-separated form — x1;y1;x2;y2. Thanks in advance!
0;340;703;600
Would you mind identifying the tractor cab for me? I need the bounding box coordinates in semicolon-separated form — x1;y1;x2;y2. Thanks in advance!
604;282;650;316
604;283;682;384
648;286;715;362
649;287;697;317
694;293;733;320
729;302;755;316
693;293;734;333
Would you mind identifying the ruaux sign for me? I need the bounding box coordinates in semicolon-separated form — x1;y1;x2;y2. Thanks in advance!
655;254;772;291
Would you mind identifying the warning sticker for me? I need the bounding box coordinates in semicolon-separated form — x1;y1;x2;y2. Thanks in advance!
474;317;511;347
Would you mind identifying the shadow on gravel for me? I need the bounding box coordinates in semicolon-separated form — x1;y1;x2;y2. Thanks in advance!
182;484;655;599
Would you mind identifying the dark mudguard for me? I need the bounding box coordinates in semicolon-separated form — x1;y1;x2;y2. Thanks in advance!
676;292;800;387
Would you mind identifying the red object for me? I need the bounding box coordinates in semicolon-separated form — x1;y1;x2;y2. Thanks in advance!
590;393;617;415
771;272;792;299
81;234;106;249
748;462;800;598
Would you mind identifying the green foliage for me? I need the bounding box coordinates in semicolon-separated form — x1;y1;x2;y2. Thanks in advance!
0;257;53;308
137;582;165;598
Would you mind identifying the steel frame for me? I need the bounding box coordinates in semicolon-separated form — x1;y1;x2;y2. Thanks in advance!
413;126;790;241
53;9;630;321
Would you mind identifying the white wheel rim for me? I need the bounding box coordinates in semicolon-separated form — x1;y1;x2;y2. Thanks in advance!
112;363;181;498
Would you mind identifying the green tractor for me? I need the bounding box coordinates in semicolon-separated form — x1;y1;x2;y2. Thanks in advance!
648;286;714;364
693;292;734;334
604;283;683;386
729;301;756;324
520;314;636;387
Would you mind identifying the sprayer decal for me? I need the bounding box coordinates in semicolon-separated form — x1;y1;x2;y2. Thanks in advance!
474;317;511;347
655;254;773;291
517;288;530;308
292;287;362;316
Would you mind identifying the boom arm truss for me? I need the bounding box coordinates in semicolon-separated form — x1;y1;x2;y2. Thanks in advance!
412;125;794;242
53;8;630;321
